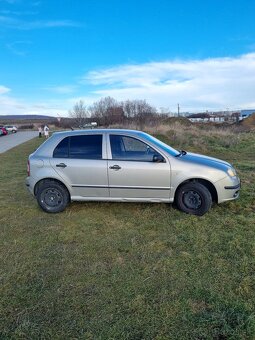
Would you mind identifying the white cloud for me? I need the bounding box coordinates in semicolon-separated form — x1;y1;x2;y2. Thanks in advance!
6;40;32;56
0;91;26;114
31;1;41;6
44;85;78;95
1;53;255;117
0;15;82;30
0;9;39;16
84;53;255;112
0;85;11;94
0;0;20;3
0;86;68;116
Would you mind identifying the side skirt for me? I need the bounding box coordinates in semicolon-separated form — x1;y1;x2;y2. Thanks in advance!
71;196;173;203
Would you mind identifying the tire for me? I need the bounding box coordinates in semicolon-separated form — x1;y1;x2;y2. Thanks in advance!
175;182;212;216
36;180;70;213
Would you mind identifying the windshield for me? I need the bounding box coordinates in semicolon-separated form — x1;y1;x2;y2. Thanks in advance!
139;132;179;157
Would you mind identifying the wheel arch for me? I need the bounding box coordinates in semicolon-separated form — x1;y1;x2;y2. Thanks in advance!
174;178;218;203
34;177;71;202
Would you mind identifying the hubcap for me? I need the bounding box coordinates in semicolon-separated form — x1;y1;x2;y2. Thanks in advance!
42;188;63;207
183;190;202;210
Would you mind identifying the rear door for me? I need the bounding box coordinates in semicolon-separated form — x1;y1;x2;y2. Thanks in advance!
107;134;171;199
50;133;109;197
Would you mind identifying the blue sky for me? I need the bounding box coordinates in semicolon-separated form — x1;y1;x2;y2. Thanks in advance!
0;0;255;116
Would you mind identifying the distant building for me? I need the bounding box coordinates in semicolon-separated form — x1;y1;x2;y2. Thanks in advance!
187;112;225;123
171;109;254;122
240;109;255;120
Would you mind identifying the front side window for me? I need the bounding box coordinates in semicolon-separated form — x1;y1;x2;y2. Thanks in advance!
110;135;163;162
53;135;102;159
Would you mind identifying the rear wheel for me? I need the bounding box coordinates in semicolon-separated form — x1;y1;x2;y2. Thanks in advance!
36;180;69;213
175;182;212;216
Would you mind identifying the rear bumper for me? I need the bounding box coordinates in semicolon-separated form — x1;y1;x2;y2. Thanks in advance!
26;176;35;196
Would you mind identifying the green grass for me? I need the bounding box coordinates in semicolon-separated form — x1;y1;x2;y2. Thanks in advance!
0;131;255;339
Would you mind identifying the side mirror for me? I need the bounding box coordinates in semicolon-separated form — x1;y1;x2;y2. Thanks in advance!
153;154;165;163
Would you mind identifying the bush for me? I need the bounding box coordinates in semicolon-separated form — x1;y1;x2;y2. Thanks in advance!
19;124;35;130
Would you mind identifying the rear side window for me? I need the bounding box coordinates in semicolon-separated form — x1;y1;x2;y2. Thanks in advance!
69;135;102;159
53;135;102;159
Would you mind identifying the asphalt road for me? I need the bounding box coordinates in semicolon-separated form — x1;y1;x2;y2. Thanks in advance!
0;131;38;153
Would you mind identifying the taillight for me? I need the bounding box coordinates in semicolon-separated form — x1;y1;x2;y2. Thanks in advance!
27;160;30;176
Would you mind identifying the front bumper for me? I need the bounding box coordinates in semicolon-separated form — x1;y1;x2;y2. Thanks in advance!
215;176;241;203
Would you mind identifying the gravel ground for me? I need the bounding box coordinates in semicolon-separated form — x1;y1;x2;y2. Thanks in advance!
0;131;39;153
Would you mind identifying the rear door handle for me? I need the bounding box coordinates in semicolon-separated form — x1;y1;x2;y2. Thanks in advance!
109;165;121;170
56;163;67;168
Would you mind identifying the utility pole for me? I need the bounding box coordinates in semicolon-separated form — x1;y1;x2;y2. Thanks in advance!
177;103;180;117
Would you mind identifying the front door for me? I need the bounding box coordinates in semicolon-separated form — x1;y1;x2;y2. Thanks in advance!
108;134;171;199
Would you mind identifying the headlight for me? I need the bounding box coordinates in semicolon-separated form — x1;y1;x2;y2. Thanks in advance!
227;167;237;177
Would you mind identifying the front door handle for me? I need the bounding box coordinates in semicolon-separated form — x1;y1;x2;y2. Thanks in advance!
56;163;67;168
109;165;121;170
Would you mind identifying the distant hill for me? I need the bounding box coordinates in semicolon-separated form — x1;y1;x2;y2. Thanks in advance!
0;115;57;120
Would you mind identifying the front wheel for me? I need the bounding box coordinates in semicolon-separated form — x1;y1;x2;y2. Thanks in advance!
175;182;212;216
36;180;69;213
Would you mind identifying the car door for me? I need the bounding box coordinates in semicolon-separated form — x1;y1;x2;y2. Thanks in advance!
107;134;171;199
50;133;109;198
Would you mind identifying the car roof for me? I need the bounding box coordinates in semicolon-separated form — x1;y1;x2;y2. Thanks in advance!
52;128;147;138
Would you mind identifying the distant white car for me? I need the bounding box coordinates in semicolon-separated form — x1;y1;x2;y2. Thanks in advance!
4;125;18;133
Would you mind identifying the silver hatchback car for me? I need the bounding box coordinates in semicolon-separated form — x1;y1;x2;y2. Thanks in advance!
26;129;240;215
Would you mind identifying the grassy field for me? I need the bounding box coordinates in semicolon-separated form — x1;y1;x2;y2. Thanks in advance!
0;127;255;339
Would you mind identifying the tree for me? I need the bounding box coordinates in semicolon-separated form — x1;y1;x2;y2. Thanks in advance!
122;99;157;129
69;100;88;127
121;100;137;118
231;112;240;124
89;96;125;126
89;97;158;128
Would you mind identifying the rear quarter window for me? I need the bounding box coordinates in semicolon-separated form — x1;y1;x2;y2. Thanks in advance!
53;137;69;158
